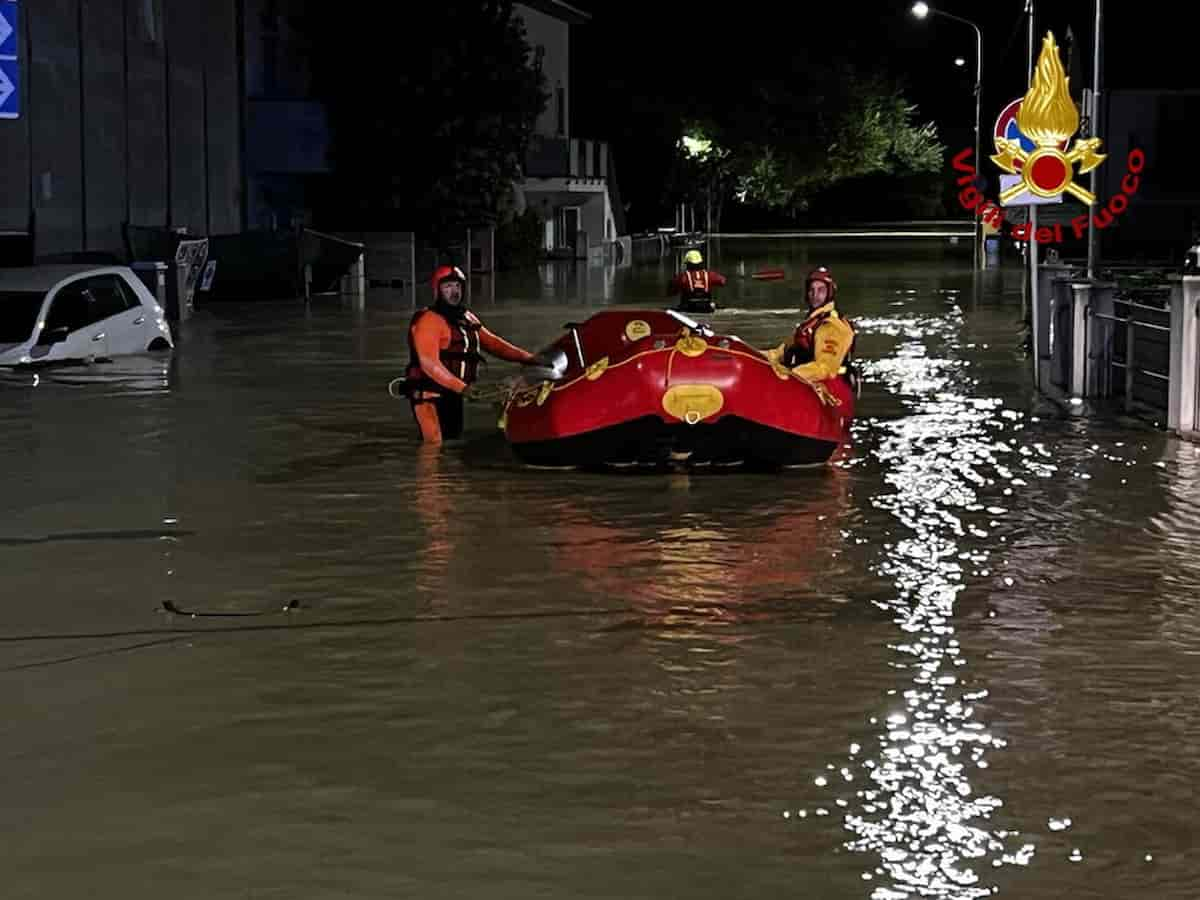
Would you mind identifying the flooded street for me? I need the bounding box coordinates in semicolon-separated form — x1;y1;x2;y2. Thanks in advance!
3;239;1199;899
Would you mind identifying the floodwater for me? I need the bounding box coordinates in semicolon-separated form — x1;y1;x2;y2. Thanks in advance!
3;238;1199;899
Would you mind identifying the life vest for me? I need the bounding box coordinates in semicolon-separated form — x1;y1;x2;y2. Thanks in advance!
405;304;484;394
680;269;712;300
784;304;858;382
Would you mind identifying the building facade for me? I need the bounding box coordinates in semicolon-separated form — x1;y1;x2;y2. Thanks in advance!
514;0;626;260
0;0;627;267
0;0;242;263
1099;90;1200;258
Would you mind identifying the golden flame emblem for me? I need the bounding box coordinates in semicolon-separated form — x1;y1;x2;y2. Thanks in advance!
1018;33;1079;146
991;31;1106;205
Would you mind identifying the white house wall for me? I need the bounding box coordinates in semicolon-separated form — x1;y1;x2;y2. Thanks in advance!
580;193;610;248
514;5;568;140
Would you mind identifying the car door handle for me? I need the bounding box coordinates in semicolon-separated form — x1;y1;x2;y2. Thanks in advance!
133;316;145;325
92;332;106;342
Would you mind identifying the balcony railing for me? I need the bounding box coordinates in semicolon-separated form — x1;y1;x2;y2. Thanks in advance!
523;136;608;179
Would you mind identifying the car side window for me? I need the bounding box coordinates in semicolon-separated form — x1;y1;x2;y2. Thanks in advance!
43;276;135;336
42;284;97;334
83;275;139;321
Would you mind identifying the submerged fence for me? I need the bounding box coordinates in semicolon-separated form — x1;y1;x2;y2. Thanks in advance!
1038;263;1200;436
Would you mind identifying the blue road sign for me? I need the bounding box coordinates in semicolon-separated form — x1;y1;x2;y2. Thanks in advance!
0;59;17;120
0;1;18;120
0;1;17;58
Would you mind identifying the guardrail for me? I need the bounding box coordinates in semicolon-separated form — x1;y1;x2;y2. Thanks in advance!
1038;266;1200;436
1090;298;1172;413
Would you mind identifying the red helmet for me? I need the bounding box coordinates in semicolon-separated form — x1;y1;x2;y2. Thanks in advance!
431;264;466;299
805;266;837;302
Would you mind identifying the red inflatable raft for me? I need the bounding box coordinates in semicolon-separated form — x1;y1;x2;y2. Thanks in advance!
500;309;856;469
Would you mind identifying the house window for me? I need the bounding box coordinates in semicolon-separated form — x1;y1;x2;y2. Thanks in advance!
556;85;565;137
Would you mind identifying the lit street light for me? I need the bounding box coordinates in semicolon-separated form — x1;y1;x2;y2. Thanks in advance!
954;57;966;67
912;2;983;268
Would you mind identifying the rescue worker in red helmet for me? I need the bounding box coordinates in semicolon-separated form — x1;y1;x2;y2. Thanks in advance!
760;266;858;387
667;249;727;313
403;265;535;444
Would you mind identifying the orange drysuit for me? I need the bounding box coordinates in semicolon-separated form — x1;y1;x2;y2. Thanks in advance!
405;305;534;443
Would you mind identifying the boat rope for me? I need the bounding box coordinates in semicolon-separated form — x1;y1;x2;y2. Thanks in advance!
388;378;510;405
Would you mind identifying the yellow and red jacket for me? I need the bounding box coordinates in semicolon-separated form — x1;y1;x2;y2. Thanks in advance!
761;302;856;382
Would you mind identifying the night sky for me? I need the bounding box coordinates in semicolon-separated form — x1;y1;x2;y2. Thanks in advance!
567;0;1196;225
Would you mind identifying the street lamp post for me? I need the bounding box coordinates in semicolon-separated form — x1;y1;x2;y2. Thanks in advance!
1087;0;1102;281
912;2;983;269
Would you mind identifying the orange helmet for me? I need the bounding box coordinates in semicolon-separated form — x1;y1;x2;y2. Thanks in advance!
805;266;837;302
431;264;466;299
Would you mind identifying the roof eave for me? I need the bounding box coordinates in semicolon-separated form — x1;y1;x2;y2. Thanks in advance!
516;0;590;25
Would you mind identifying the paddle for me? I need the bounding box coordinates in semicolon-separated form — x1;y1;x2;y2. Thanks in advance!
751;268;787;281
665;308;715;337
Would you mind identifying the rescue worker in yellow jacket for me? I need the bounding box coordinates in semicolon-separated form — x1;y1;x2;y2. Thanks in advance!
760;266;856;387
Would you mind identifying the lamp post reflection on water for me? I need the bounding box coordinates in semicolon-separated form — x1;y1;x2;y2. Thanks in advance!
797;304;1045;894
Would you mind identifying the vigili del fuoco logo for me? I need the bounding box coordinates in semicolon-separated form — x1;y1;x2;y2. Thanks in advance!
950;31;1145;245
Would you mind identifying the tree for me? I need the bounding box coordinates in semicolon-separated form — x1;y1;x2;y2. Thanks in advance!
660;65;944;229
305;1;549;237
668;121;739;234
730;67;945;218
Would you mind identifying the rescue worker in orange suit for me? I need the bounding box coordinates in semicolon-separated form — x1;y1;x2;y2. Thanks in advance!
667;249;727;313
404;265;536;444
760;266;858;391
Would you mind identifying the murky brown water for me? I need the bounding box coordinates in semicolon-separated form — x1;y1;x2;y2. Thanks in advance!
3;239;1199;899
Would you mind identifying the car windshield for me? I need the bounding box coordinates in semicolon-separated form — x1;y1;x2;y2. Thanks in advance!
0;291;46;344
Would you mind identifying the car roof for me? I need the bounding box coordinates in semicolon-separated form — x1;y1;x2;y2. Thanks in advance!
0;265;130;294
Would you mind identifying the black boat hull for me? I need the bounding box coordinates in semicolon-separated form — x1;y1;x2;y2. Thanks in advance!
509;415;839;470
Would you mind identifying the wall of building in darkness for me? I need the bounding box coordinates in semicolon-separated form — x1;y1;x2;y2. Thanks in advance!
241;0;328;233
0;0;244;262
1099;90;1200;258
516;4;570;142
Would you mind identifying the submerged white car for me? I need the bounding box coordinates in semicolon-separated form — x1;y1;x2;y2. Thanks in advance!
0;265;174;366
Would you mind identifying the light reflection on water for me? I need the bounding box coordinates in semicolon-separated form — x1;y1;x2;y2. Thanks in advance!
816;296;1194;896
0;354;174;395
825;302;1041;897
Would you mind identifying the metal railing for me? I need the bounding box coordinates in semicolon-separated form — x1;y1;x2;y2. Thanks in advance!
1090;297;1172;413
524;137;609;179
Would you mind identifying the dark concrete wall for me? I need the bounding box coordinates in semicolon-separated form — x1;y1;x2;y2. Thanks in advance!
83;0;126;254
204;0;241;235
0;0;243;259
29;2;83;257
165;0;206;235
127;0;169;236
